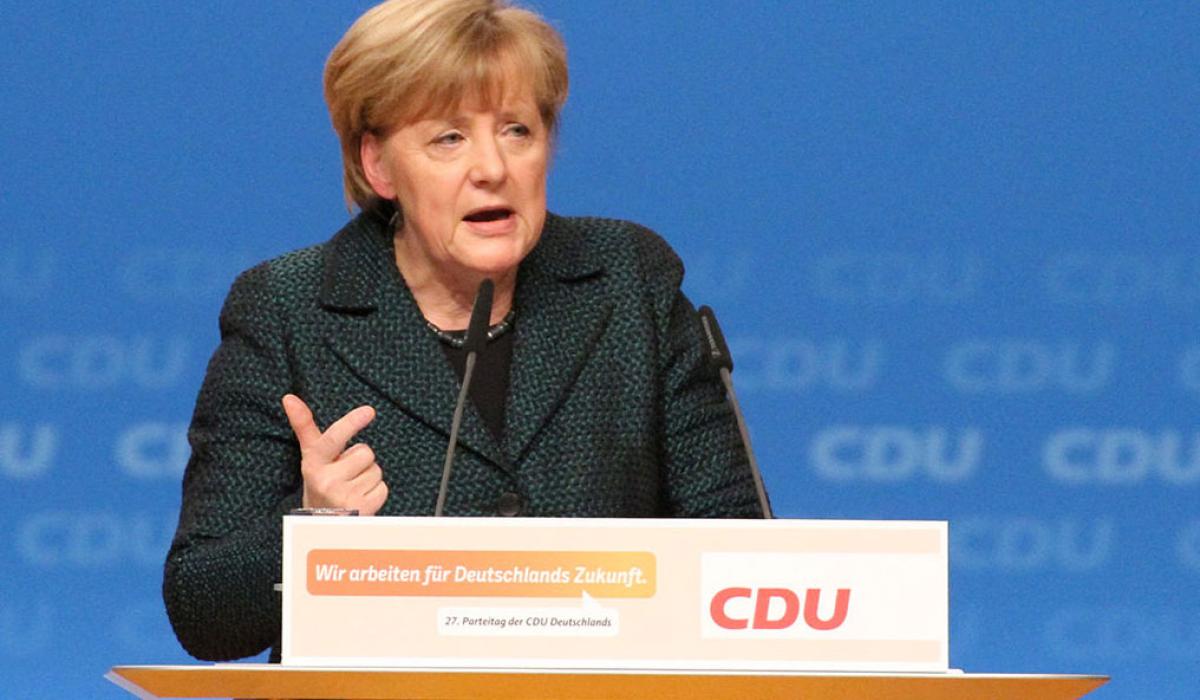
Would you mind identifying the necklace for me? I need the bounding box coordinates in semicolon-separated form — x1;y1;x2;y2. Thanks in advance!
425;308;516;349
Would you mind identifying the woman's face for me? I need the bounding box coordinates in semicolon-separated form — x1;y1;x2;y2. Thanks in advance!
361;83;549;285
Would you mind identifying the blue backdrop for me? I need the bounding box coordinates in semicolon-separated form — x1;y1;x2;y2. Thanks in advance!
1;1;1196;697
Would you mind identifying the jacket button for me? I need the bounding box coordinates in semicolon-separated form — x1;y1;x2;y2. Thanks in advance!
497;492;523;517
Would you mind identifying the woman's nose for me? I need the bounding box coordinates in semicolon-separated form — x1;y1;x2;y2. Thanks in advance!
468;136;508;187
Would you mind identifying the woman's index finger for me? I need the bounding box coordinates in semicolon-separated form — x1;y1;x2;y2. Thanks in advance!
318;405;377;456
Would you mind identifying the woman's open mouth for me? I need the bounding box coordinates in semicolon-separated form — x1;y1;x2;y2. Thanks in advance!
463;207;517;234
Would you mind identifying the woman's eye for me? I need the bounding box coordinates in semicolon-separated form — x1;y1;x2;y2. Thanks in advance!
505;123;531;138
433;132;464;146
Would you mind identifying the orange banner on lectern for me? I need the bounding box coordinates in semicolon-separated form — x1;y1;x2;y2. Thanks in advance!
307;549;656;598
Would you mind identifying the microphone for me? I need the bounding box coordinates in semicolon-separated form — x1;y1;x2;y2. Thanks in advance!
697;305;774;519
434;279;494;517
462;278;494;355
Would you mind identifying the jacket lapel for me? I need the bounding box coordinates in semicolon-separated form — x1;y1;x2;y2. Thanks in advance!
503;215;612;464
318;215;506;469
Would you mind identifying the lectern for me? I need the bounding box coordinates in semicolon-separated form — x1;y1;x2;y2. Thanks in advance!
112;518;1107;699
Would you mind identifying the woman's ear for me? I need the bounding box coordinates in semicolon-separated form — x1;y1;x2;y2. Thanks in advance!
360;131;397;199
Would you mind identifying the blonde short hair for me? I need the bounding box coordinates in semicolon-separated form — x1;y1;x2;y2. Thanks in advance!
324;0;569;212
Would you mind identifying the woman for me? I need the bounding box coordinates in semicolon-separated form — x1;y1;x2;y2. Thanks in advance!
164;0;762;662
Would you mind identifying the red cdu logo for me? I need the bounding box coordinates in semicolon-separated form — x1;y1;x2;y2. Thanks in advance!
697;536;948;670
709;587;851;631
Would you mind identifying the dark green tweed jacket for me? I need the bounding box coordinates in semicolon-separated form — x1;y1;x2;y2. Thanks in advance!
163;212;762;661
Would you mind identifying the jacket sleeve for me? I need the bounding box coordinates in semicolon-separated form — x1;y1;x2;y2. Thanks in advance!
636;229;766;518
163;263;303;661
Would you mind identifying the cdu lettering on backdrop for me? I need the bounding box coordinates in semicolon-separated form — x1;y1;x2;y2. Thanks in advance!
1044;428;1200;485
1045;606;1200;662
811;252;981;304
1043;253;1200;305
729;338;883;392
16;510;176;568
952;516;1114;573
944;340;1114;394
118;248;255;302
18;335;189;390
811;426;983;483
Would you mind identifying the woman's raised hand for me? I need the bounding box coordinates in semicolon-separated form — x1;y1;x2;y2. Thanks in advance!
281;394;388;515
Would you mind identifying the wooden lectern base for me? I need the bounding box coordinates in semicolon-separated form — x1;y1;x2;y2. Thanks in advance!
107;664;1107;699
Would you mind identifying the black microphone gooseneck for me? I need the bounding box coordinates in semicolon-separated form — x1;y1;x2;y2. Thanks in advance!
434;279;494;517
698;305;774;519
